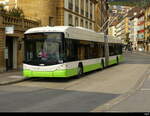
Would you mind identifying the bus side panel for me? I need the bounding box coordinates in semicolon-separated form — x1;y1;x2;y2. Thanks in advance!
82;58;104;73
83;63;101;73
53;62;79;77
108;55;124;66
108;56;118;66
66;68;78;77
53;68;78;77
52;70;68;77
118;55;124;62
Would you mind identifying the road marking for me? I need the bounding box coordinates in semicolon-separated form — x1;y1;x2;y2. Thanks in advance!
9;76;23;78
141;88;150;91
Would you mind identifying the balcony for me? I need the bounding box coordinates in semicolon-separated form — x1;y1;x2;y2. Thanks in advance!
137;38;145;42
137;21;145;26
0;14;40;31
138;29;145;34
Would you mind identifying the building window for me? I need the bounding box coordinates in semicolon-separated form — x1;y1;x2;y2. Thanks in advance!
75;17;79;26
80;19;84;27
75;0;79;13
90;23;92;29
90;2;93;19
85;0;89;17
69;14;73;26
49;17;54;26
68;0;73;10
85;21;88;28
81;0;84;15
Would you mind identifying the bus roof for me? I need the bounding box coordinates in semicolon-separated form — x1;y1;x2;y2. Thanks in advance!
107;35;123;44
25;26;105;42
25;26;122;43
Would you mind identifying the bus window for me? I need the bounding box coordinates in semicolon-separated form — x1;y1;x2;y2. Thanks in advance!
65;39;78;62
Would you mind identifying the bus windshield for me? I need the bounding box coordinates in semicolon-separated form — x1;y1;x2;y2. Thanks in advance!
24;33;63;66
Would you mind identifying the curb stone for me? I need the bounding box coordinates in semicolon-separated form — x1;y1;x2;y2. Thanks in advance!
0;78;29;86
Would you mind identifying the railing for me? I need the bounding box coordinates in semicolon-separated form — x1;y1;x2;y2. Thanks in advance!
0;14;40;30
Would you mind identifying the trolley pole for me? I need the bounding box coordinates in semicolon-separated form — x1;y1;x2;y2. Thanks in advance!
104;34;109;67
97;0;110;67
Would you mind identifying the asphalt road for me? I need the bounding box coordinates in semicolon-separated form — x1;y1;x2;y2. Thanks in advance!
108;53;150;112
0;52;150;112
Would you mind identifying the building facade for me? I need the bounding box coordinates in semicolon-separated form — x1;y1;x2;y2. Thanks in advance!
0;0;109;72
108;25;116;37
95;0;109;32
0;0;108;32
0;0;17;10
115;17;130;43
145;6;150;52
0;14;39;72
137;12;145;51
129;13;138;50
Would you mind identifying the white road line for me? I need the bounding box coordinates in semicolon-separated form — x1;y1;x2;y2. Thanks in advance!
141;88;150;91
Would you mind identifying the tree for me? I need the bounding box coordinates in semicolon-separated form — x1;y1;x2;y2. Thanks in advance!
0;4;6;14
109;0;150;8
8;7;24;18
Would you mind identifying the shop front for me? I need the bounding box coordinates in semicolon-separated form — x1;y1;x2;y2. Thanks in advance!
0;15;40;73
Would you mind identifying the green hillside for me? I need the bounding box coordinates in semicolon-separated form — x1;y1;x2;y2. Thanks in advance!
109;0;150;8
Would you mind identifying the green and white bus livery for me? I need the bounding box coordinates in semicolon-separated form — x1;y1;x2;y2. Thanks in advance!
23;26;123;78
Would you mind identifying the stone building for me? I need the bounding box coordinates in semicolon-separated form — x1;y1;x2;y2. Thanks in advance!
145;6;150;52
0;0;109;72
137;11;145;51
0;13;40;72
115;17;130;43
95;0;109;32
129;7;143;50
0;0;109;32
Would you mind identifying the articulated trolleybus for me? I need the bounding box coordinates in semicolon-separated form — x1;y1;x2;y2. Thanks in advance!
23;26;124;78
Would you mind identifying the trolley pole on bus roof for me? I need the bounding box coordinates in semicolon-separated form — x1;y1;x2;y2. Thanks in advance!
103;15;127;67
98;0;127;66
104;35;109;67
98;0;110;67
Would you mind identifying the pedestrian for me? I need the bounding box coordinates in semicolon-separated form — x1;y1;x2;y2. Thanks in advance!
128;46;133;54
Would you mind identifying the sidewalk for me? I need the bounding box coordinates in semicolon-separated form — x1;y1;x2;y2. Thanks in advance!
0;71;27;86
134;51;150;55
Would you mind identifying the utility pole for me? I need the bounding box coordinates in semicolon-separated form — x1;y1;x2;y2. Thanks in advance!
104;35;109;66
97;0;110;66
98;2;127;66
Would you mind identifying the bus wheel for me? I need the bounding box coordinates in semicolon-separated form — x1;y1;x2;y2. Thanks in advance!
116;57;119;64
77;64;83;78
101;59;105;69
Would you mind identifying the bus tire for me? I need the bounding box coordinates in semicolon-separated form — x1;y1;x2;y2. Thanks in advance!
116;56;119;64
101;59;105;69
77;63;83;78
